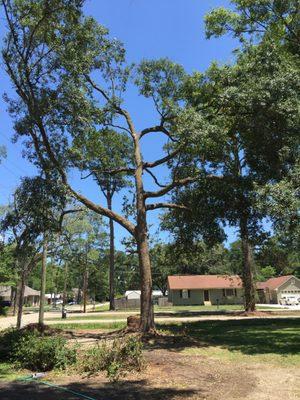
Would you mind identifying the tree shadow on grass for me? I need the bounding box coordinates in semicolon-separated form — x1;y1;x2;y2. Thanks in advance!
0;379;199;400
151;317;300;356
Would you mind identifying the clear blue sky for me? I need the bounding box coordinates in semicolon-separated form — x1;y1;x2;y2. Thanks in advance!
0;0;239;248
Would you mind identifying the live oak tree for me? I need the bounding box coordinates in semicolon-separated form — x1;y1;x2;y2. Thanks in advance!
205;0;300;55
1;0;216;331
164;1;299;311
258;159;300;244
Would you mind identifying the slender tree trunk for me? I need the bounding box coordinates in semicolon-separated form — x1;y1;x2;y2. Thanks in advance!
133;135;154;332
107;192;115;311
16;270;26;329
12;287;17;316
83;265;88;313
240;217;256;312
62;263;68;317
38;234;48;326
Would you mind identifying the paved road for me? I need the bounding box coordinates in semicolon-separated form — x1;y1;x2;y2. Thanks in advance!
0;304;109;330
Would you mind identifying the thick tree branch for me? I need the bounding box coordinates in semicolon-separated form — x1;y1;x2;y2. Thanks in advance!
29;125;136;236
139;124;177;142
144;176;199;198
146;202;190;211
65;186;136;235
81;167;135;180
143;144;184;169
144;174;224;198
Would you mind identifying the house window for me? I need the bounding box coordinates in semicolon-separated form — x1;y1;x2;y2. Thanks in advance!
180;289;190;299
223;289;236;297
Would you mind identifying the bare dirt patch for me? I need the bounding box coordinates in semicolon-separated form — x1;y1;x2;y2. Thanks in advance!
1;327;299;400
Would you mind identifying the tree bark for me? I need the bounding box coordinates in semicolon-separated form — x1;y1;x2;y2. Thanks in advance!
38;234;48;325
133;135;154;332
16;270;26;329
83;265;88;313
107;191;115;311
62;263;68;317
240;217;256;312
12;287;17;316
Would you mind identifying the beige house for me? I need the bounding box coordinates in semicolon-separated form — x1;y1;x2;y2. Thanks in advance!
167;275;244;306
0;285;40;306
257;275;300;304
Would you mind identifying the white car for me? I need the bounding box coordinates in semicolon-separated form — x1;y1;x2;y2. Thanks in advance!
280;295;299;306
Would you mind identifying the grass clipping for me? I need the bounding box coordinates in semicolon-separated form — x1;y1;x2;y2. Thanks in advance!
77;335;145;382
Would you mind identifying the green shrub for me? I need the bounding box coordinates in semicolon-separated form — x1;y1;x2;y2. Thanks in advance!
0;328;26;361
78;336;144;382
0;305;9;316
12;333;77;371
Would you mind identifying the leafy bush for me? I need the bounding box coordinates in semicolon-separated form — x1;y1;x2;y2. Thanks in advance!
0;305;9;316
78;336;144;381
0;327;77;371
0;328;26;361
12;333;77;371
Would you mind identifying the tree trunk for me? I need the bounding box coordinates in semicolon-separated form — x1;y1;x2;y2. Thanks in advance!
83;265;88;313
240;217;256;312
16;270;26;329
38;234;48;326
133;135;154;332
136;214;154;332
12;287;17;316
62;263;68;317
107;192;115;311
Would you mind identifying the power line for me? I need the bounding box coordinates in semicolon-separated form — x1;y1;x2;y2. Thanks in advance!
1;163;20;179
0;133;29;175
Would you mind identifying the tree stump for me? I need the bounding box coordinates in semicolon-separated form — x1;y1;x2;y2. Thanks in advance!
127;315;141;331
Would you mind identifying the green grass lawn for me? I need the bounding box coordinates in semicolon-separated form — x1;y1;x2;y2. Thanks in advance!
50;317;300;366
51;321;126;330
90;304;284;313
0;362;25;382
45;305;242;321
155;304;244;312
158;318;300;366
45;304;287;321
46;313;136;321
93;303;110;312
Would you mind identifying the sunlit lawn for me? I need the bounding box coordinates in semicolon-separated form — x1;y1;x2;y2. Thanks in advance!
0;362;24;382
49;317;300;366
51;321;126;330
158;318;300;366
45;304;286;322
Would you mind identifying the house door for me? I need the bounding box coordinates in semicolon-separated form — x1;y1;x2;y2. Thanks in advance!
204;290;210;302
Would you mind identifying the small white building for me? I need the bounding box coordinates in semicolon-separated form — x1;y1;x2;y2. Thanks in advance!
125;290;163;300
45;293;62;304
